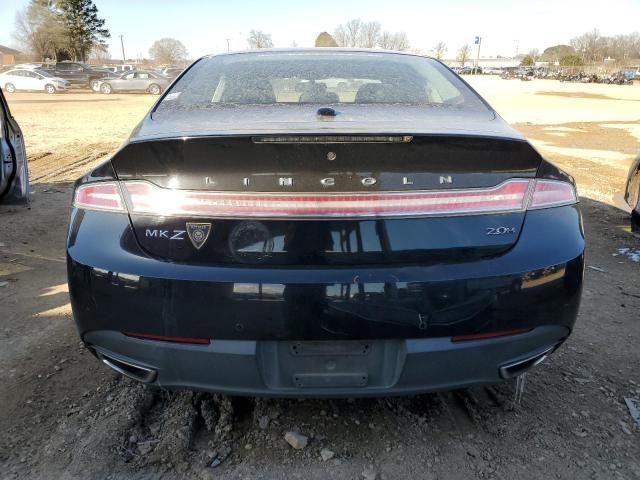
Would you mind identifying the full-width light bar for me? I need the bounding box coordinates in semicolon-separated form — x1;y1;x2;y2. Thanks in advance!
121;179;532;218
74;179;577;218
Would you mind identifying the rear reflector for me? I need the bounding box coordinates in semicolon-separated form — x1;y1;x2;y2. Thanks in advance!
122;179;532;218
529;179;577;209
73;182;125;212
124;332;210;345
452;328;531;342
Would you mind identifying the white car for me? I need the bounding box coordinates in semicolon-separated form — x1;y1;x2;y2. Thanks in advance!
0;69;70;94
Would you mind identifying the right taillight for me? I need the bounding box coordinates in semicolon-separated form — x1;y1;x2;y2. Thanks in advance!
527;179;577;210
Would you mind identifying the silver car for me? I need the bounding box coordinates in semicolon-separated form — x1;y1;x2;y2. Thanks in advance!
0;69;70;94
0;87;28;203
98;70;170;95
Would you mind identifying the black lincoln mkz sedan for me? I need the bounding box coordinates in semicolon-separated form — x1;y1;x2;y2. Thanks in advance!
67;49;584;397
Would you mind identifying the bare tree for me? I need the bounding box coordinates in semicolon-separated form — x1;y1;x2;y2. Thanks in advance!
149;38;188;65
334;19;410;50
378;31;410;51
433;41;447;60
247;29;273;49
359;21;381;48
570;29;605;63
334;19;362;47
13;0;65;61
457;44;472;66
88;42;110;63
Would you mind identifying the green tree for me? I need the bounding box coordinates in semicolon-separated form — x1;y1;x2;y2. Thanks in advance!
559;55;583;66
315;32;338;47
541;44;575;62
57;0;109;61
520;55;534;66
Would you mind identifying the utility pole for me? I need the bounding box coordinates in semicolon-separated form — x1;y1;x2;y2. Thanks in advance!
226;38;230;52
119;34;126;64
473;36;482;74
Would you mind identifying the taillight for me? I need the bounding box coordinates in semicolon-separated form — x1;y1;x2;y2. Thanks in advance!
73;182;125;212
528;179;577;209
122;179;532;218
73;178;577;217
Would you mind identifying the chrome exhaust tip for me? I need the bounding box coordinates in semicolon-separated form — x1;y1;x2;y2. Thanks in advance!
499;344;558;379
95;350;157;383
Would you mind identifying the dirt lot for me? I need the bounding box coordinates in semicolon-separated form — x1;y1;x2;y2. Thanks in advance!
1;78;639;480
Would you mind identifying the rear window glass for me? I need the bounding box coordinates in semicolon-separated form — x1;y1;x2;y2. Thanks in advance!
156;51;487;112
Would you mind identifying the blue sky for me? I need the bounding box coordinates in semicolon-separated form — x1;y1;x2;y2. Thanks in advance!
2;0;640;59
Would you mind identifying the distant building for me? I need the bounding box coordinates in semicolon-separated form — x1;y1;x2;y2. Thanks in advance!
0;45;21;65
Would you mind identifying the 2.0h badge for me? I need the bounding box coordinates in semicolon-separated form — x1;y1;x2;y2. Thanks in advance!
186;223;212;250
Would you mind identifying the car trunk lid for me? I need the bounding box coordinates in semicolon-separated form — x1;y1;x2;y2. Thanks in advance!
110;133;543;266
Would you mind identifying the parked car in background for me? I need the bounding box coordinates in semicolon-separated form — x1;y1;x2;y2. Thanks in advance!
68;49;584;397
0;69;70;93
453;66;482;75
11;63;48;70
482;66;504;75
624;154;640;231
102;64;135;74
161;67;184;80
0;86;28;203
97;70;170;94
41;61;111;90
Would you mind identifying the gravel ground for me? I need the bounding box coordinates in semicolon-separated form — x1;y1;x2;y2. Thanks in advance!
1;79;639;479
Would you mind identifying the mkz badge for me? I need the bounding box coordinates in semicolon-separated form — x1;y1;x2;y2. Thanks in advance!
186;223;212;250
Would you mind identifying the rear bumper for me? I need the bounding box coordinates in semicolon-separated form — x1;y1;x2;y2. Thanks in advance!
67;204;584;341
85;326;567;397
68;204;584;395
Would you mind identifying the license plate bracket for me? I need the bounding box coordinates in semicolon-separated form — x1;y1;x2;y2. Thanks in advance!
257;340;406;390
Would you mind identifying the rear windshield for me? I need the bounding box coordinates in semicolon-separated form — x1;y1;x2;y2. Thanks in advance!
156;51;487;112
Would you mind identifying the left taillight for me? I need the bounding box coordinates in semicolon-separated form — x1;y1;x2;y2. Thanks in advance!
73;182;126;212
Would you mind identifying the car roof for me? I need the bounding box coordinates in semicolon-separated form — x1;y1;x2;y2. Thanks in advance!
203;48;434;61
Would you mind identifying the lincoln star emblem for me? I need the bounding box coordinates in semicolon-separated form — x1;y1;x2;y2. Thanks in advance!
186;223;212;250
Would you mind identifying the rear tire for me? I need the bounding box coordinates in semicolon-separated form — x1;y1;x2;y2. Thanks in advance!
100;83;112;94
90;79;101;92
4;83;15;93
148;83;161;95
45;84;56;94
